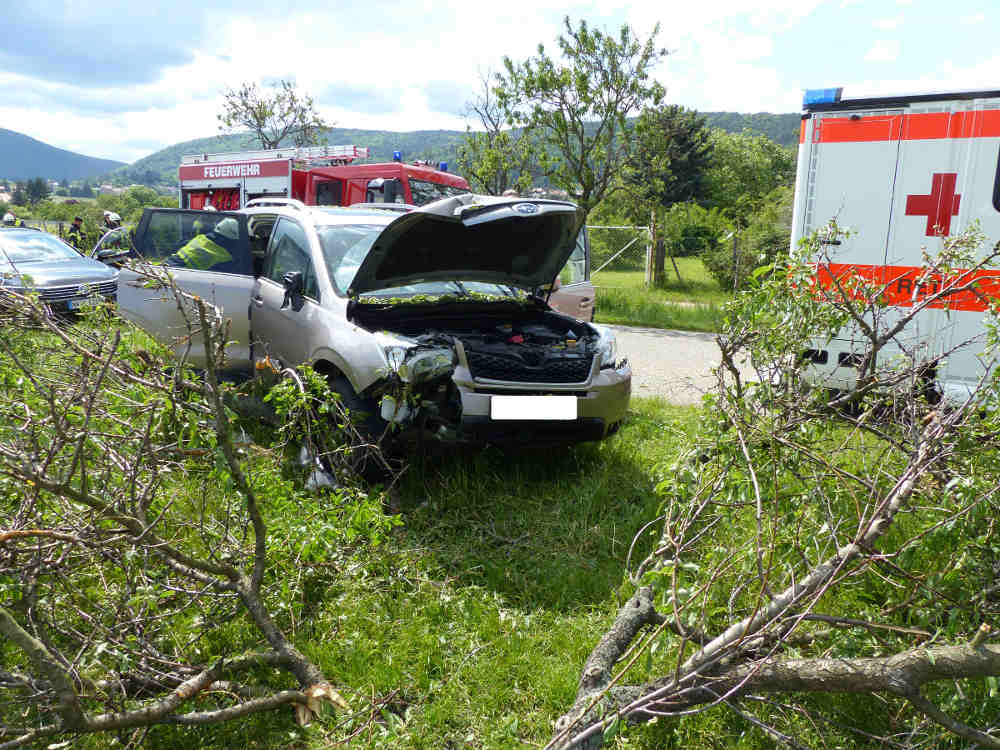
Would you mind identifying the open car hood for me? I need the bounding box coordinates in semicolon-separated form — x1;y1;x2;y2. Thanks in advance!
347;194;586;296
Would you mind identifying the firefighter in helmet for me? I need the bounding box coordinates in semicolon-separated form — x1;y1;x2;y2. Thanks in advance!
102;211;122;231
3;212;17;227
166;217;238;272
66;216;85;250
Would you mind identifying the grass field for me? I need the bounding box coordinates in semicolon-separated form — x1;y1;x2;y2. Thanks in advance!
139;397;705;750
592;259;730;331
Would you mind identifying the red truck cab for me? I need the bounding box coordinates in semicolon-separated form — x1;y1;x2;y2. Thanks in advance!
178;145;470;210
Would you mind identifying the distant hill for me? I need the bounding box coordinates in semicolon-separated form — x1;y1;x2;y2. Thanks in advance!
115;111;801;185
0;128;125;181
702;112;801;147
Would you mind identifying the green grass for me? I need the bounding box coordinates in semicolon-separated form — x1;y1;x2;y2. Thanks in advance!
138;397;703;750
592;261;730;331
12;315;999;749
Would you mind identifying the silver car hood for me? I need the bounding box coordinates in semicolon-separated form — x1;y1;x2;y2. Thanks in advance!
347;194;586;296
0;258;118;287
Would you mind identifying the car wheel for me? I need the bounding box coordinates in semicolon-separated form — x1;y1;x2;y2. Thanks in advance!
327;375;394;480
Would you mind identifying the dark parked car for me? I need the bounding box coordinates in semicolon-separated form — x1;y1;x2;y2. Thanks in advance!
0;228;118;313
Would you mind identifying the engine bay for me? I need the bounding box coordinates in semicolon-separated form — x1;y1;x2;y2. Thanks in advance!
354;303;599;384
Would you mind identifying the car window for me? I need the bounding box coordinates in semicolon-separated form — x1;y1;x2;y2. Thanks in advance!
266;218;320;299
316;224;383;295
559;228;589;286
0;231;80;263
140;212;251;275
138;212;182;260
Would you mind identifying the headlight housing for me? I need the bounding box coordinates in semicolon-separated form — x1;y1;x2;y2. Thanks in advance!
594;325;617;369
398;348;456;384
376;332;415;372
376;333;457;384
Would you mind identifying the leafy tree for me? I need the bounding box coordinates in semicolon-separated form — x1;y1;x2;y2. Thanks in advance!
621;105;715;284
497;17;666;214
25;177;49;205
218;79;329;150
456;71;536;195
702;185;793;290
623;105;714;214
703;129;795;227
69;180;95;199
11;181;27;205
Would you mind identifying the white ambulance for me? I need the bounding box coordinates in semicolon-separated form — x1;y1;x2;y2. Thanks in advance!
791;85;1000;402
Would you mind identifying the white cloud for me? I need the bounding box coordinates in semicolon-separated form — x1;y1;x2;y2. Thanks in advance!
873;15;903;30
1;0;833;162
841;54;1000;100
864;39;901;63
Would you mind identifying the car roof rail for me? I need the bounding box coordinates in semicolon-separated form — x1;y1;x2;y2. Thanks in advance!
244;198;308;211
346;203;416;213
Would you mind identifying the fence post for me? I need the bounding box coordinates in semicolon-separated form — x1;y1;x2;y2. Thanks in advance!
732;231;740;291
644;210;654;287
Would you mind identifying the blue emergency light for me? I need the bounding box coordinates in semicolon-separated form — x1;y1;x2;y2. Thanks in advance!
392;150;402;161
802;88;843;108
439;161;447;172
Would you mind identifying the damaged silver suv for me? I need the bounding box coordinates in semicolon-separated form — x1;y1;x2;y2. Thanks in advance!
114;194;631;446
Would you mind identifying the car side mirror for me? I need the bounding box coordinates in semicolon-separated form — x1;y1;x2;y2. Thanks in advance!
280;271;305;311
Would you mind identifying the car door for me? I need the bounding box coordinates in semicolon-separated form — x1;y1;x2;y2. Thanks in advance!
251;217;325;368
549;227;595;321
115;209;256;368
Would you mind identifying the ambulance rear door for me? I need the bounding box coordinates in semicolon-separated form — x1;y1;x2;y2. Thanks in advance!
797;108;904;388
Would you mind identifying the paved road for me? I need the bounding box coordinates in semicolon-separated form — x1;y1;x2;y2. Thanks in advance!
607;325;725;405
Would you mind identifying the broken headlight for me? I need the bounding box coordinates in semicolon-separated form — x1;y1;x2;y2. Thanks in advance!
594;326;617;369
398;347;456;384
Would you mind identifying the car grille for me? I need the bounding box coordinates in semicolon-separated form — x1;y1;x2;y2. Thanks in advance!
467;351;593;383
38;280;117;302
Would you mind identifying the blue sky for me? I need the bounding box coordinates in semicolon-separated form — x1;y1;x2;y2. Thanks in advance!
1;0;997;165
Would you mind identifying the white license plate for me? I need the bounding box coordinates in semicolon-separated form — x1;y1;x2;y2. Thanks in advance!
490;395;577;421
67;298;98;311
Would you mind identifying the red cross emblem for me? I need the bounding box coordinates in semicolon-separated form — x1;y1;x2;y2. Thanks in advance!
905;172;961;236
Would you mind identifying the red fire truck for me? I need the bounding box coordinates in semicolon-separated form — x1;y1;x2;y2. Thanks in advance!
177;145;470;210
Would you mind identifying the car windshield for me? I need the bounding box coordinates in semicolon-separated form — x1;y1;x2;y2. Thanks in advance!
0;231;80;264
317;224;384;295
358;281;525;300
407;179;470;206
317;222;525;300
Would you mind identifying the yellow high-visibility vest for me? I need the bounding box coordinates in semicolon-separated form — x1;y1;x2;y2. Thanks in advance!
173;234;233;270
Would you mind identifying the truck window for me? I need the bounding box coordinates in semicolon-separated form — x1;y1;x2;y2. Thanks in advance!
407;179;470;206
265;219;320;300
315;180;343;206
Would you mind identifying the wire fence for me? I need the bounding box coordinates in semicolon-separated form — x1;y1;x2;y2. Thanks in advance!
588;225;649;273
